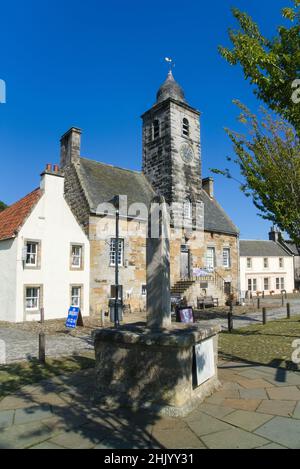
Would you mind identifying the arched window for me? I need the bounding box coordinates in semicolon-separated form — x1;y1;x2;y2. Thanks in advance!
183;118;190;137
183;199;192;220
152;120;160;140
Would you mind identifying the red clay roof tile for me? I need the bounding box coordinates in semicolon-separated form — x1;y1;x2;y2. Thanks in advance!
0;188;42;241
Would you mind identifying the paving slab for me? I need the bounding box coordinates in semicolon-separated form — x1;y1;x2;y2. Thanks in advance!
30;441;65;449
197;403;235;419
14;405;53;425
48;429;104;449
94;437;156;450
185;412;233;436
256;399;296;418
239;388;269;400
293;402;300;419
0;421;55;449
152;427;204;449
255;416;300;449
221;410;273;432
201;427;269;449
257;443;288;449
0;396;36;411
234;377;275;390
222;399;262;412
238;370;275;381
267;386;300;401
0;410;14;429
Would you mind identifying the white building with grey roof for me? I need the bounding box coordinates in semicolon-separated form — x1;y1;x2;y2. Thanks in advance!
240;235;295;298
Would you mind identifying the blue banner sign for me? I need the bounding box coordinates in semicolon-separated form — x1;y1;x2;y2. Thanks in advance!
66;307;80;329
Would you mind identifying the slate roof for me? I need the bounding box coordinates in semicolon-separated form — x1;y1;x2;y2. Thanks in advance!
78;158;156;212
200;189;239;236
77;157;239;235
0;188;42;242
240;240;291;257
282;241;300;256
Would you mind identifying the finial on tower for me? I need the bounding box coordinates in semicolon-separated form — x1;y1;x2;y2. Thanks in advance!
165;57;175;72
156;59;185;104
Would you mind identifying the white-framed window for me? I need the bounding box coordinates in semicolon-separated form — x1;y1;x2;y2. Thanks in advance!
281;278;285;290
182;118;190;137
110;239;124;267
264;278;269;291
183;200;192;219
264;258;269;269
142;285;147;296
206;247;215;270
247;258;252;269
26;242;38;266
253;278;257;291
276;278;280;290
71;245;83;269
223;248;231;268
152;120;160;140
248;279;252;291
25;287;40;310
279;257;284;269
71;286;81;308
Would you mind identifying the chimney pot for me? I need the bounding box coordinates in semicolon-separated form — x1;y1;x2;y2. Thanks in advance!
46;163;52;172
53;164;59;172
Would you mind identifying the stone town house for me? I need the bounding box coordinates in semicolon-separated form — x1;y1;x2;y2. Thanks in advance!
61;71;239;315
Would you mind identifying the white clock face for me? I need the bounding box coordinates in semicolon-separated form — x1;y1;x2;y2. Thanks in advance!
180;143;194;164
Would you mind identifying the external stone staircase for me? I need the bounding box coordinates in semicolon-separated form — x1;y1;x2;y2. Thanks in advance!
171;271;228;307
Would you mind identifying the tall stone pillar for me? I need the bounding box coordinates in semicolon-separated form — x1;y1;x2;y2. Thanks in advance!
146;196;171;329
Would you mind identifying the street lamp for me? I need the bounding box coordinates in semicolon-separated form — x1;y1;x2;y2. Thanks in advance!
114;196;121;328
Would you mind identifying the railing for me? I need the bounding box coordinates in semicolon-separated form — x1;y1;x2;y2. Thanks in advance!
180;269;240;298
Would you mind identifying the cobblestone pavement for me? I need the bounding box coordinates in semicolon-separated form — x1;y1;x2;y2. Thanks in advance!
0;298;299;363
1;361;300;449
0;329;93;363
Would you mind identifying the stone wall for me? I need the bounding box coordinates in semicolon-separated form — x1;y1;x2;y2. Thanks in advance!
63;163;90;235
142;99;202;207
89;215;147;316
89;214;239;315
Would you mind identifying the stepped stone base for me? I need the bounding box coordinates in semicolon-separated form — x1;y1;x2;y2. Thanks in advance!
93;322;221;417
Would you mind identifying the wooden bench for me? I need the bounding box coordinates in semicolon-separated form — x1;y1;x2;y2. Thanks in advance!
197;296;219;309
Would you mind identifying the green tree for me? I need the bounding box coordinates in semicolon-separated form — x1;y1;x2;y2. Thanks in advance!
213;2;300;243
0;201;7;212
212;102;300;243
219;1;300;134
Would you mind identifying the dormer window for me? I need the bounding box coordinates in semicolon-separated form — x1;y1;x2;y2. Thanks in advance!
183;118;190;137
152;120;160;140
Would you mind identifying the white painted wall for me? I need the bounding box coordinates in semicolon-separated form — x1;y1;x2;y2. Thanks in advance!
0;238;18;321
240;255;295;297
11;172;90;322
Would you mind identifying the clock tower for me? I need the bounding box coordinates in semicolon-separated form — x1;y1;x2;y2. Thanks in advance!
142;70;202;207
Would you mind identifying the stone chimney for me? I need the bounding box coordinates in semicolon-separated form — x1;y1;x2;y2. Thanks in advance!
60;127;82;168
269;226;281;243
202;177;214;198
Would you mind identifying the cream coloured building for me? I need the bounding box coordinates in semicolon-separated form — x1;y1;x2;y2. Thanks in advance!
240;239;294;297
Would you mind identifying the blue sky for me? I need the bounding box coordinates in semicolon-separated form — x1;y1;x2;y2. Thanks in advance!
0;0;290;239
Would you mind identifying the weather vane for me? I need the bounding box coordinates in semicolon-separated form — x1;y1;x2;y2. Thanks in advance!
165;57;175;71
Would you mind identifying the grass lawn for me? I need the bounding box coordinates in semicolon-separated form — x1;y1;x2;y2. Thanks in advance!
219;316;300;370
0;353;95;399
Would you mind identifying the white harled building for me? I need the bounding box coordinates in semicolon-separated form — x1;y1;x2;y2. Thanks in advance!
0;166;90;322
240;233;295;298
